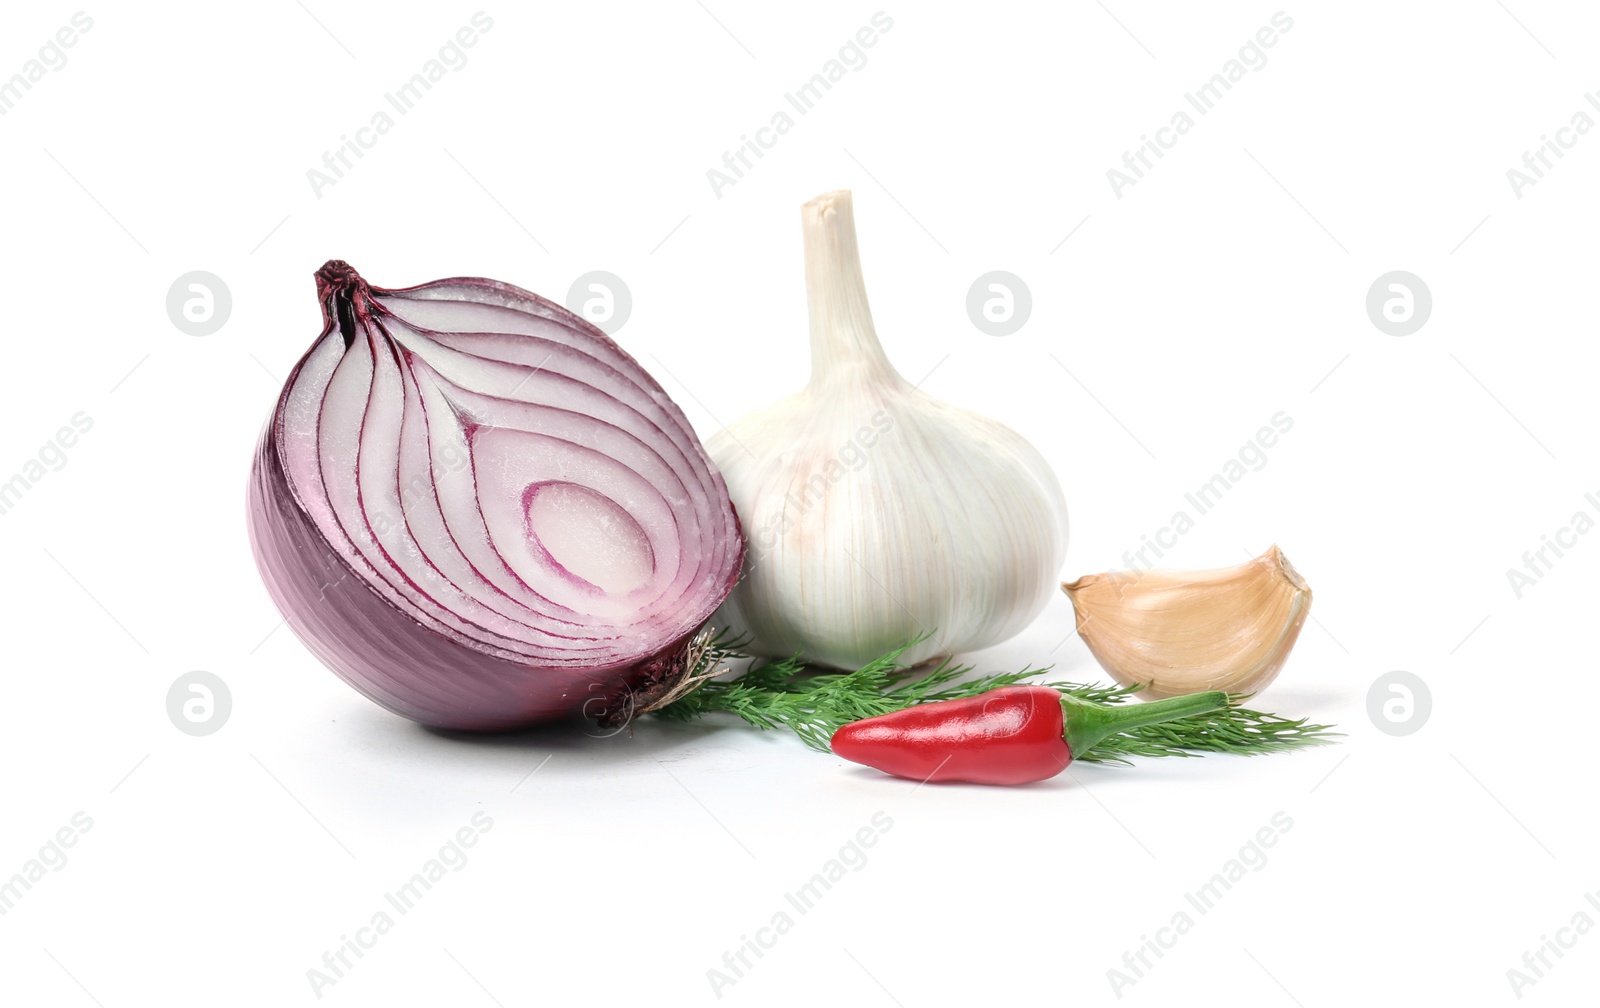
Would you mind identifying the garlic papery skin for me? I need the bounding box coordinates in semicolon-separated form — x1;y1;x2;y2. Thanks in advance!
707;190;1069;670
1061;546;1311;698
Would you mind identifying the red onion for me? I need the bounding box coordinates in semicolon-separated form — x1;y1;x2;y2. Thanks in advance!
247;262;743;730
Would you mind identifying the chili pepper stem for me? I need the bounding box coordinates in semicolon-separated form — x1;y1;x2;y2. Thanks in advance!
1061;690;1230;759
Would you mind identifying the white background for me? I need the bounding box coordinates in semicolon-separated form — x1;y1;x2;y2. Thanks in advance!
2;1;1595;1005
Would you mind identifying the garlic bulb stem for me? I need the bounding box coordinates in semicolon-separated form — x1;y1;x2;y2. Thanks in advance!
801;191;906;392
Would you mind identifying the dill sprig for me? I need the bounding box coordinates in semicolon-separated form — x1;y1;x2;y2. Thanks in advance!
653;635;1340;762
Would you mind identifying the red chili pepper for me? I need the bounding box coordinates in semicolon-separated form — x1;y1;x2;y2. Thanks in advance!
830;686;1230;785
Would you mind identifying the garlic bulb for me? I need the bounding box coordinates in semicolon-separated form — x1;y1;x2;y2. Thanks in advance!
1061;546;1311;698
708;190;1068;669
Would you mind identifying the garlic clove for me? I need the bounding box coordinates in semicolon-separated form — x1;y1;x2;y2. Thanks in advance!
1060;546;1311;698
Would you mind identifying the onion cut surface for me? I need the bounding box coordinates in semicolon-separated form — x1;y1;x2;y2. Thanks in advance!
248;262;743;730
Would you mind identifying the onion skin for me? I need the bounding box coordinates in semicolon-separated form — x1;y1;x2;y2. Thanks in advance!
248;434;701;730
247;264;743;731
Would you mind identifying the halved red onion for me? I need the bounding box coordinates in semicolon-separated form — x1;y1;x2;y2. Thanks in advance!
247;261;743;730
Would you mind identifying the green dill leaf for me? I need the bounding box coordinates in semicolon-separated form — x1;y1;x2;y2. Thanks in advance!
652;634;1341;758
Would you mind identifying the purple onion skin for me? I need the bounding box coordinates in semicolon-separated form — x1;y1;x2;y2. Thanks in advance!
247;266;743;732
249;437;690;730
